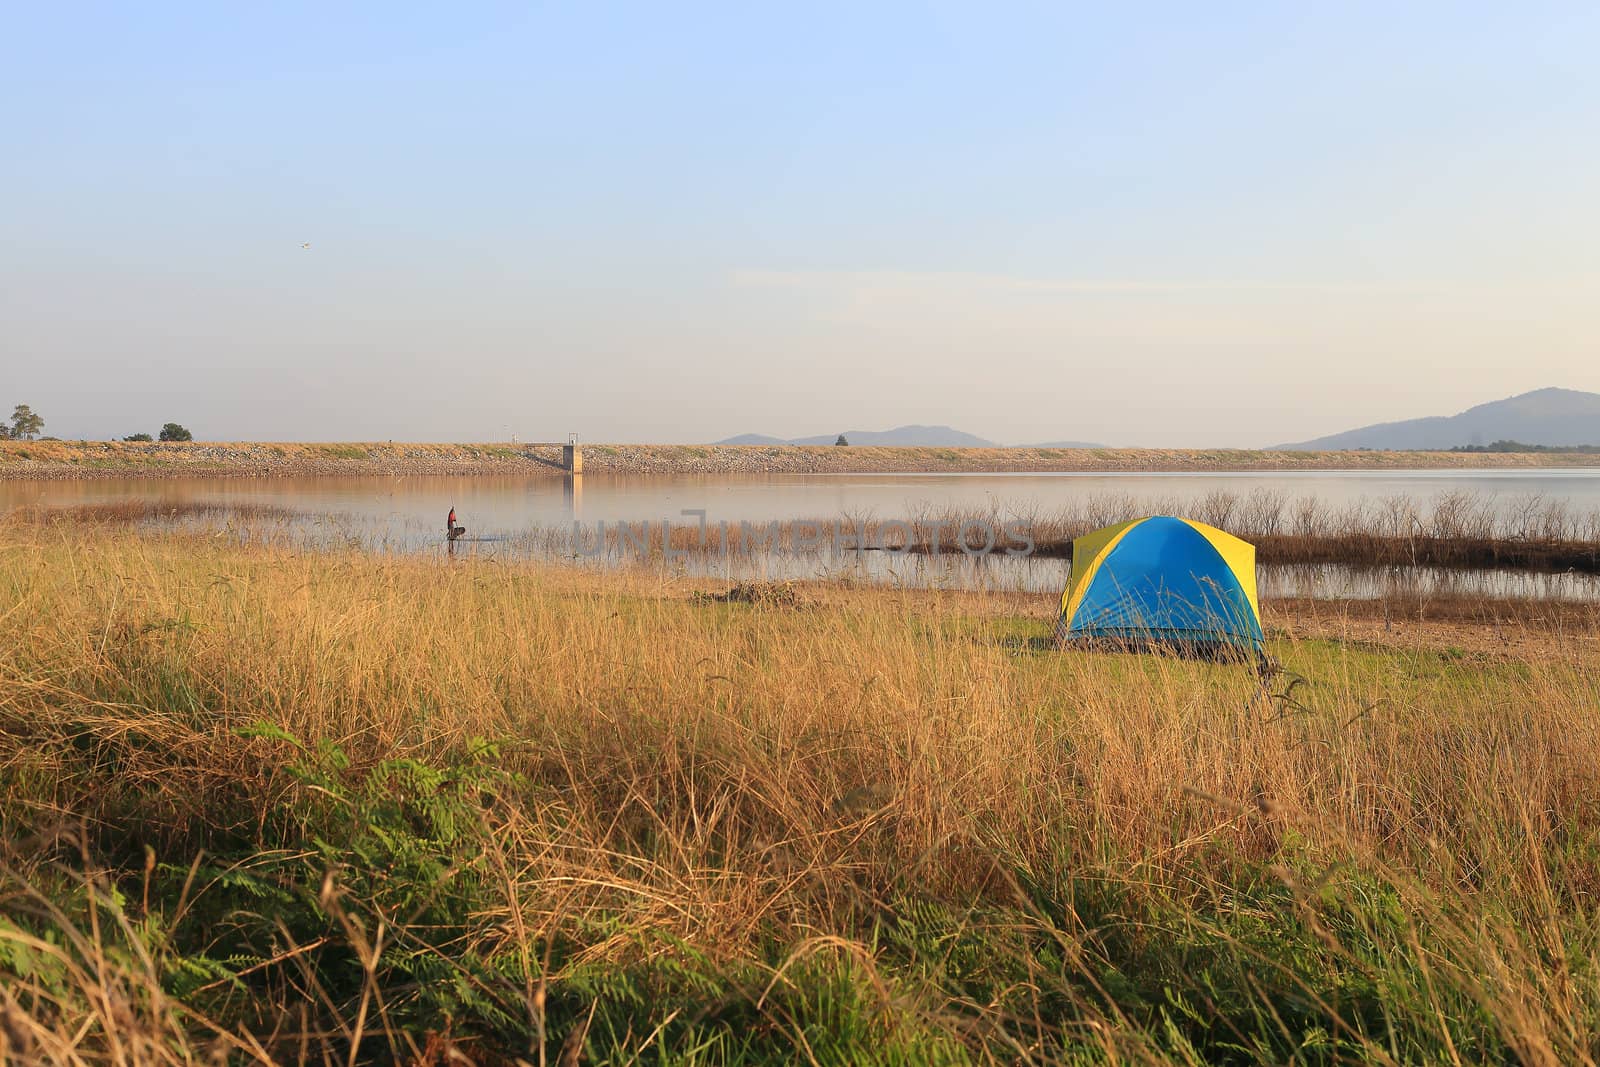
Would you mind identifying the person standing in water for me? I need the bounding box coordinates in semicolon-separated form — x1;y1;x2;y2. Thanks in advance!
447;507;464;540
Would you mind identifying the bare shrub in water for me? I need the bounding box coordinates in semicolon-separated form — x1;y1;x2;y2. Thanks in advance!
1237;487;1286;536
1192;488;1237;530
1291;494;1327;538
1430;489;1493;541
1378;493;1420;539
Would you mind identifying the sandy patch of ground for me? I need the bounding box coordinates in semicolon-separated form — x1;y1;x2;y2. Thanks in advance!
1267;595;1600;659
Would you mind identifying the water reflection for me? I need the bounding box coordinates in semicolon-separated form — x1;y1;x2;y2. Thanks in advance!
6;471;1600;601
8;469;1600;536
564;474;582;521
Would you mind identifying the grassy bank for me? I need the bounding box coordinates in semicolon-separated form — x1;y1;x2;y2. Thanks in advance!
4;438;1600;479
4;523;1600;1064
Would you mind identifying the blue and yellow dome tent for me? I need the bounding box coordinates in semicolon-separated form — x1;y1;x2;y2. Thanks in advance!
1056;516;1264;656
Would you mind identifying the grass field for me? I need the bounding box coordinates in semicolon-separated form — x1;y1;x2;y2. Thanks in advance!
3;521;1600;1064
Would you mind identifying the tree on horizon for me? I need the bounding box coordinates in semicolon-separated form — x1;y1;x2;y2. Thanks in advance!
159;422;193;442
9;404;43;440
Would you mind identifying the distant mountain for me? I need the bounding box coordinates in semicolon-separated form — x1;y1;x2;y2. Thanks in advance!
716;425;997;447
1025;439;1106;449
1276;388;1600;451
717;433;791;446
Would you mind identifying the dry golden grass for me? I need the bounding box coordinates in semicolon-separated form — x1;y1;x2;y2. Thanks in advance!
4;437;1599;479
3;520;1600;1063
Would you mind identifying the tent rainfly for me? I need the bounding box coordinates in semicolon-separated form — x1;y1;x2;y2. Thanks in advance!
1056;516;1264;655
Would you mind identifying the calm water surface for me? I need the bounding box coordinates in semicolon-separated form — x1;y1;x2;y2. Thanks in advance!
7;469;1600;600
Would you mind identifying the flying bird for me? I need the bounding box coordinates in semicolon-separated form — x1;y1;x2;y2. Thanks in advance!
301;242;311;249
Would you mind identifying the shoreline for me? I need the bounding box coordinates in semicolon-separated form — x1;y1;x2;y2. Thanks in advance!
4;439;1599;480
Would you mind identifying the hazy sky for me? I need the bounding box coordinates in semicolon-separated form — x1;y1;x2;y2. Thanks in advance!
5;2;1600;446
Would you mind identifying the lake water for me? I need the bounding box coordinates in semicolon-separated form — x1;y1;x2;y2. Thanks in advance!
6;468;1600;600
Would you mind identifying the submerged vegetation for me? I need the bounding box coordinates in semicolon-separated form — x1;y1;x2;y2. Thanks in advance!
905;489;1600;574
3;519;1600;1063
519;489;1600;576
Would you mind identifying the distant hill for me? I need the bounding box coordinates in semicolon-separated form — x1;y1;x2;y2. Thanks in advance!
717;433;791;446
1026;439;1106;449
1276;388;1600;451
716;425;997;447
